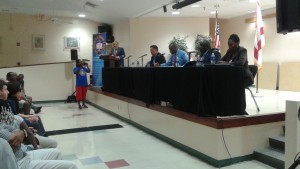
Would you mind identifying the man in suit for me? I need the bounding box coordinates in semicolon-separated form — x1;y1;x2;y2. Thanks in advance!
109;41;125;67
150;45;166;67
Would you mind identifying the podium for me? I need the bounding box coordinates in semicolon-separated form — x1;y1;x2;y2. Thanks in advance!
99;55;118;68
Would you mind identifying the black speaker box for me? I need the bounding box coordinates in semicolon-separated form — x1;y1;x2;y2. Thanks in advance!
98;25;114;43
71;49;78;60
276;0;300;34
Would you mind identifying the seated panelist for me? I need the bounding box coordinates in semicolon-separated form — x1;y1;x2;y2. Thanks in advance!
149;45;166;67
219;34;253;87
197;35;221;64
157;43;188;67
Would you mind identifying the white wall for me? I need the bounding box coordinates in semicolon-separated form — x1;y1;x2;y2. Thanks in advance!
113;19;131;61
0;13;100;67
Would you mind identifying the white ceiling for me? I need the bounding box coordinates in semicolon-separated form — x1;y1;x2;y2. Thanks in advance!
0;0;276;24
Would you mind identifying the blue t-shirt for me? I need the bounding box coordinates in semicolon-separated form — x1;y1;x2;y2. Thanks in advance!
73;67;89;87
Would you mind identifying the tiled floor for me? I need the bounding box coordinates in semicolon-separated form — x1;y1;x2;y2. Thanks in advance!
36;88;296;169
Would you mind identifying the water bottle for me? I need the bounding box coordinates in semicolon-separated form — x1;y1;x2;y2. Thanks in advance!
196;55;201;67
210;53;216;64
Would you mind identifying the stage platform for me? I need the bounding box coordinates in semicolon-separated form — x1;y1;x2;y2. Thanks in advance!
86;87;295;167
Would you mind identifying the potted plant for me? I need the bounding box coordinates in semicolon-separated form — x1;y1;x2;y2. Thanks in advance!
169;35;188;52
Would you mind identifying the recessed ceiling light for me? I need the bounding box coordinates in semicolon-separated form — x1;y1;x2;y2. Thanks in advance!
247;10;255;13
191;4;200;8
210;11;216;14
78;14;86;18
172;11;180;15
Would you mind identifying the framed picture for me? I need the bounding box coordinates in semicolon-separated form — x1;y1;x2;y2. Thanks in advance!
64;37;80;49
32;34;45;50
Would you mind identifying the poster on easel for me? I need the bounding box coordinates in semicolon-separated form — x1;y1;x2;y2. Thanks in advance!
92;33;106;87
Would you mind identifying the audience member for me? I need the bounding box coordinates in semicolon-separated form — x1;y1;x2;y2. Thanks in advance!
17;74;42;113
2;80;57;148
0;79;77;169
0;138;19;169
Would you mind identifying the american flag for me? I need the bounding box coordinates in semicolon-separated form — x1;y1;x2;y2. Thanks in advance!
254;0;265;70
213;13;220;49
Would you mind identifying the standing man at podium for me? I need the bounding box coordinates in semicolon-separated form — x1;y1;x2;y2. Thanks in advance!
109;41;125;67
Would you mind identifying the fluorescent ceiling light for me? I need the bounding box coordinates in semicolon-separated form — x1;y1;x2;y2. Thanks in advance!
249;0;256;3
78;14;86;18
210;11;216;14
172;11;180;15
191;4;200;8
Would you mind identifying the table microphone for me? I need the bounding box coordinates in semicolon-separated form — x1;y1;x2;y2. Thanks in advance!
139;54;147;58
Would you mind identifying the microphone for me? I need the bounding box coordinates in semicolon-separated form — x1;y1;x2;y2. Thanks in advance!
124;55;132;60
138;54;147;58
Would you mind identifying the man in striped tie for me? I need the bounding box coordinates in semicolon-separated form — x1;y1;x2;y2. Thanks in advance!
159;43;188;67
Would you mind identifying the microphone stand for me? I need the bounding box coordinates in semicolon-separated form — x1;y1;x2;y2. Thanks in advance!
289;156;300;169
123;55;132;67
139;54;147;67
133;54;147;67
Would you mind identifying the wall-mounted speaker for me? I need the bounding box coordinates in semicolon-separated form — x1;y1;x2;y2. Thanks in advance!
71;49;78;60
276;0;300;34
98;25;114;43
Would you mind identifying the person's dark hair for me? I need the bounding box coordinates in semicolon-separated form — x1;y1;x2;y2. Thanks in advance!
6;72;16;81
228;34;240;44
169;42;177;48
18;74;24;78
7;82;21;96
150;45;158;51
76;59;81;67
199;35;212;50
0;79;7;91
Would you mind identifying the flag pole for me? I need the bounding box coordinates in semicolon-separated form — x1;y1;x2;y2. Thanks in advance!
254;0;264;97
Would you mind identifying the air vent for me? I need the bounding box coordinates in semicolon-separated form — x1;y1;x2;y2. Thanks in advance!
85;1;98;8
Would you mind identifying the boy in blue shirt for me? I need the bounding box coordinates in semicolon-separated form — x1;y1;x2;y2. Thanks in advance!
73;59;90;109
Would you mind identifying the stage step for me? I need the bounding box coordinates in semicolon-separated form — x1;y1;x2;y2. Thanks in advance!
253;126;285;168
269;135;285;152
254;147;284;169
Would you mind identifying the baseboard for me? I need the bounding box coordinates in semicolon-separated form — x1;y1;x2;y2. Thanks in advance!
33;100;66;104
